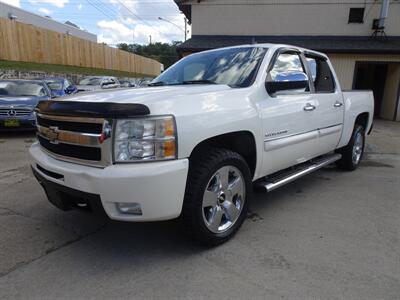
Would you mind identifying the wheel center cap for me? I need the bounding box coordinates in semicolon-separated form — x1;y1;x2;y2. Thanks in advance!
217;192;226;204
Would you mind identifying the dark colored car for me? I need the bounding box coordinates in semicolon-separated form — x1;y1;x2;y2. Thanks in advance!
44;77;77;97
0;80;52;130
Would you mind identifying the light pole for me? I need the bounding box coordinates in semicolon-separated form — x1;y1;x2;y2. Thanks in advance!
158;16;188;41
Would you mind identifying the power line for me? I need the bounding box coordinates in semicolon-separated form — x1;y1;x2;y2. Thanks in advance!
113;0;163;34
93;0;120;16
86;0;116;20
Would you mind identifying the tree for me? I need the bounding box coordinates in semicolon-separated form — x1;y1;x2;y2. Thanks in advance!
117;41;182;69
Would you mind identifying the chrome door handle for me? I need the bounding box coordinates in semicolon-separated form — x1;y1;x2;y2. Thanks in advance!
334;101;343;108
303;103;316;111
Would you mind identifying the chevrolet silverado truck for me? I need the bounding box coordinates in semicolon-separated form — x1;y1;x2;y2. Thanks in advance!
30;44;374;245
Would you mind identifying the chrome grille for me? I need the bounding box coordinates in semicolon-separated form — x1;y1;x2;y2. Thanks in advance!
0;108;32;116
36;113;112;167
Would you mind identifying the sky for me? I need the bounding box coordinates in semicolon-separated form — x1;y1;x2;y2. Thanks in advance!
1;0;190;45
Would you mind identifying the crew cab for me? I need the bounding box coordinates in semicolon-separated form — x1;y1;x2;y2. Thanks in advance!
30;44;374;245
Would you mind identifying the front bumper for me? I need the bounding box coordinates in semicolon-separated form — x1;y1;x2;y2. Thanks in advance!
30;143;189;221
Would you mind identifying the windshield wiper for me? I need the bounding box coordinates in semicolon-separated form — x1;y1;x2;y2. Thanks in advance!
182;80;216;85
147;81;166;86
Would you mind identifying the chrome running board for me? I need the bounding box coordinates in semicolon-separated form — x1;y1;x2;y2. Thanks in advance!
255;153;342;193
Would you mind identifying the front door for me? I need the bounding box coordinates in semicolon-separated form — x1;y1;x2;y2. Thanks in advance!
259;50;320;176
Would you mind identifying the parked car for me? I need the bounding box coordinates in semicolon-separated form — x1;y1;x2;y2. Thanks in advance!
0;80;51;130
140;79;153;87
30;44;374;245
119;79;136;88
77;76;120;92
44;77;77;97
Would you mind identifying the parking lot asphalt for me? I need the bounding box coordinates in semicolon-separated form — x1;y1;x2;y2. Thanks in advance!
0;120;399;299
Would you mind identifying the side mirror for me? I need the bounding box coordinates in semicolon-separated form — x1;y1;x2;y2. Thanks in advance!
266;71;309;95
50;91;58;98
65;86;75;94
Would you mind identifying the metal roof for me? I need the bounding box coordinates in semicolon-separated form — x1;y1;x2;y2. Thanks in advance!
178;35;400;54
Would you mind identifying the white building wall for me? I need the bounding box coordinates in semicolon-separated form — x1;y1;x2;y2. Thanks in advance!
0;2;97;42
328;54;400;90
186;0;400;36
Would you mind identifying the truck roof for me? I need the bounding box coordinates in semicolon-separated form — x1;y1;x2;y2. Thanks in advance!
190;43;329;59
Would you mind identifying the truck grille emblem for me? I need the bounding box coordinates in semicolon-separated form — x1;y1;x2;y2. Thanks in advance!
47;126;60;144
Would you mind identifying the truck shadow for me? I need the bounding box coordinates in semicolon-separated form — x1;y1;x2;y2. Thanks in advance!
250;166;340;215
54;166;341;266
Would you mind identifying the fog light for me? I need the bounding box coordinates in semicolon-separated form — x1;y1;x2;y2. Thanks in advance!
116;203;142;215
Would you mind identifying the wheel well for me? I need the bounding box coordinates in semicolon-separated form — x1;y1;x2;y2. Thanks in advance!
355;112;369;130
190;131;257;177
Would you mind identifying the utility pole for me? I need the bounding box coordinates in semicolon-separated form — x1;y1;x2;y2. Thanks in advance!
149;35;152;44
158;16;187;41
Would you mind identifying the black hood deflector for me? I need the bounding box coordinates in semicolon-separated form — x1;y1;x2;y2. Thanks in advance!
36;100;150;118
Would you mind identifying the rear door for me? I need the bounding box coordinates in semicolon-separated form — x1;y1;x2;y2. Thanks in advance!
304;54;344;154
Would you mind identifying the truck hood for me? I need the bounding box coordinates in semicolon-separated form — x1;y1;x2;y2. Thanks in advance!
64;85;233;106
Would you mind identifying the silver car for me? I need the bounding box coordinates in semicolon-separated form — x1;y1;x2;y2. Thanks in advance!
77;76;121;92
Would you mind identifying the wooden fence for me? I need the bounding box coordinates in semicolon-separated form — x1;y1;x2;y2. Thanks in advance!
0;18;162;77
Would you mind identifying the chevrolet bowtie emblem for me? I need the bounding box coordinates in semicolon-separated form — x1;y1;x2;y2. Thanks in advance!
47;126;60;144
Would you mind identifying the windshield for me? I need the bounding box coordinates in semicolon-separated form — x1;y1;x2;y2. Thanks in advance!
151;47;267;88
0;81;48;97
45;80;63;90
79;77;101;86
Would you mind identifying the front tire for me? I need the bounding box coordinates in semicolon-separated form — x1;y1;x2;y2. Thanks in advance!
336;125;365;171
181;148;252;246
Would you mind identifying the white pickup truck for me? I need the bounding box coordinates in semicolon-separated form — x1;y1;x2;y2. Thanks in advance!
30;44;374;245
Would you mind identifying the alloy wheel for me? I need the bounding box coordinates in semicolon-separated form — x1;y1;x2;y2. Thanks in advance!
202;165;245;233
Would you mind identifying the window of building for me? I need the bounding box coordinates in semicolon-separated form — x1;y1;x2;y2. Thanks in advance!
348;7;364;23
306;56;335;93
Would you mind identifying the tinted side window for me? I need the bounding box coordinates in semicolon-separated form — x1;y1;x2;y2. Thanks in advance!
306;56;335;93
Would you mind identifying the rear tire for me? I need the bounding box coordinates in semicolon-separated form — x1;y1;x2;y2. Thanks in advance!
336;125;365;171
181;148;252;246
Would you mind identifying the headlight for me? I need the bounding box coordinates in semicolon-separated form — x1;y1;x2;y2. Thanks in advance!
114;116;177;162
